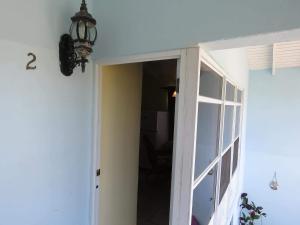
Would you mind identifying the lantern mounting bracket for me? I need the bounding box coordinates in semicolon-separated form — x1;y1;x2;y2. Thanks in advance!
59;34;90;76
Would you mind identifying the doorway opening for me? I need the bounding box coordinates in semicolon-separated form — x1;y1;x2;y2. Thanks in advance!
137;59;177;225
97;58;178;225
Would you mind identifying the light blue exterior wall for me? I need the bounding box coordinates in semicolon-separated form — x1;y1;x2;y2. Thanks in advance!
245;68;300;225
0;1;95;225
93;0;300;59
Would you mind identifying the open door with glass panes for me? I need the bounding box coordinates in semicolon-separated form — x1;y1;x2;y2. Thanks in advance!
173;48;243;225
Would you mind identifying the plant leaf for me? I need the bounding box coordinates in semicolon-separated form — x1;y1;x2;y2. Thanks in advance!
241;193;248;198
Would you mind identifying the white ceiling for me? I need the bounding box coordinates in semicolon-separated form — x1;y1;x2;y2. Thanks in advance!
247;40;300;74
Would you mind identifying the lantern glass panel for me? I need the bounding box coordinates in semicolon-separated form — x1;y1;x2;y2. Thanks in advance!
77;21;87;40
70;23;77;40
89;27;97;43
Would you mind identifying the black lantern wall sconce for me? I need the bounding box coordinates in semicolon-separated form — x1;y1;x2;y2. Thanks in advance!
59;0;97;76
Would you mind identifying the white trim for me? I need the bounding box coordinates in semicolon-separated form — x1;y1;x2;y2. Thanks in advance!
236;91;245;176
233;106;241;139
200;49;228;78
230;105;237;180
226;78;235;87
176;47;201;225
225;101;241;106
90;63;102;225
198;96;223;104
90;49;183;225
234;136;240;143
226;77;239;90
222;144;233;156
214;73;226;210
90;63;99;225
169;49;187;225
231;137;240;176
193;157;219;189
95;49;182;66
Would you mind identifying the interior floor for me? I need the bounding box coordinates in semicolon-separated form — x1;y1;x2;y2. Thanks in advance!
137;171;171;225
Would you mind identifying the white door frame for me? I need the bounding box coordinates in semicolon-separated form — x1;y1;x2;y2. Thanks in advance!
90;49;187;225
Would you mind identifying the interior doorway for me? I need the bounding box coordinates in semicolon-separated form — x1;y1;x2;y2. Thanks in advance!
97;58;178;225
137;60;177;225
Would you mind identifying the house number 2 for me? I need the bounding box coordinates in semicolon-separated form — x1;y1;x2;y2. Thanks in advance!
26;53;37;70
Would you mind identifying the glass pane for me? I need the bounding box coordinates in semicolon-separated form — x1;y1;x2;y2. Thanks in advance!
194;103;221;179
199;63;223;99
232;138;239;175
226;82;235;101
235;106;241;137
192;165;217;225
237;90;242;102
219;149;232;203
223;106;234;150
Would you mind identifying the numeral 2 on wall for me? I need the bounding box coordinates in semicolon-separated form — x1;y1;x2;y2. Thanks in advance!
26;53;37;70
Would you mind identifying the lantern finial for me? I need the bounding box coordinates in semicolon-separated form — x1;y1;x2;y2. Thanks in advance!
80;0;87;11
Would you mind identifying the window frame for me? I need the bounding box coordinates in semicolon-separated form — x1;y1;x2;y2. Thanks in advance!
191;51;244;225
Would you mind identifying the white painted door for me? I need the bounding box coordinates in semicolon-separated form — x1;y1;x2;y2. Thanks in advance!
172;48;227;225
98;63;142;225
170;47;202;225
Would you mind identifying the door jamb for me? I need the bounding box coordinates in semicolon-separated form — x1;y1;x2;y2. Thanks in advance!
90;49;185;225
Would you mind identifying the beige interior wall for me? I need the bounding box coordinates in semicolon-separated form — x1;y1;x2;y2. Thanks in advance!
99;63;142;225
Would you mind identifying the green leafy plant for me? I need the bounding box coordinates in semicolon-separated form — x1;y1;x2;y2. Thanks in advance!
240;193;266;225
